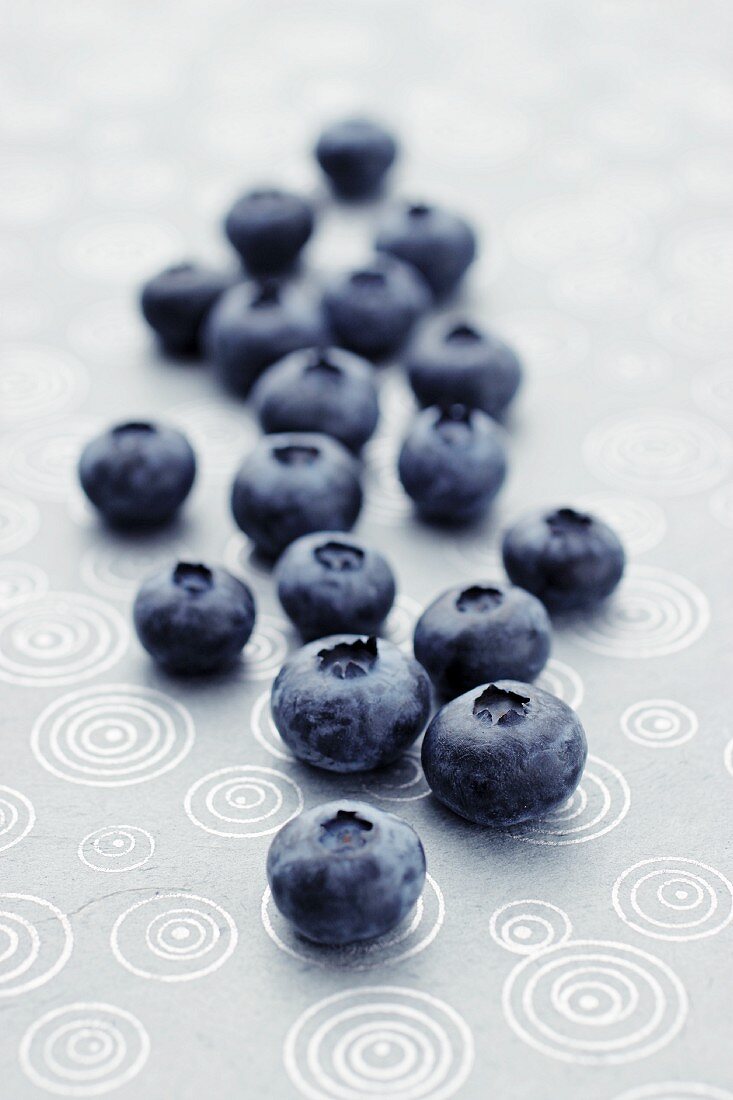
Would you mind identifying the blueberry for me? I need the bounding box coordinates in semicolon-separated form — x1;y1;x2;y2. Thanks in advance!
78;421;196;528
315;118;398;200
422;680;587;826
133;561;255;674
203;279;327;396
251;346;379;453
139;262;236;356
275;532;396;641
267;799;425;945
375;201;476;299
502;506;626;612
414;582;551;699
407;318;522;419
231;432;362;558
398;405;507;523
322;255;430;360
224;188;314;275
271;635;431;772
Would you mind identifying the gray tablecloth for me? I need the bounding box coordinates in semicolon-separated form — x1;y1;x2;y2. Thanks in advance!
1;1;732;1097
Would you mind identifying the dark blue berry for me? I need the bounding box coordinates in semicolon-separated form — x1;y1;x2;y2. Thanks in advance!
204;279;326;396
133;561;255;674
407;318;522;419
271;634;431;772
398;405;507;523
231;432;362;558
251;346;379;453
502;506;626;612
315;118;398;200
422;680;588;826
375;201;476;298
139;262;236;355
78;421;196;528
275;532;396;641
267;799;426;944
414;582;551;699
322;255;430;360
224;188;314;275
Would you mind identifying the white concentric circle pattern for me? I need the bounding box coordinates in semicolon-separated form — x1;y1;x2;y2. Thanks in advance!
1;419;101;501
0;592;128;685
0;894;72;997
19;1002;150;1096
79;541;190;600
502;939;687;1064
360;748;431;804
111;893;237;981
613;1084;733;1100
184;765;303;838
242;615;291;681
620;700;698;748
31;684;195;785
535;659;584;710
284;986;474;1100
0;491;40;554
0;561;49;605
489;900;572;955
78;826;155;873
0;344;88;426
612;858;733;941
574;493;667;556
507;755;630;845
263;875;444;969
0;785;35;853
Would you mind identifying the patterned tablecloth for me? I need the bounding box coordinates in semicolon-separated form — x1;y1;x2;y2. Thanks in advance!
1;1;732;1097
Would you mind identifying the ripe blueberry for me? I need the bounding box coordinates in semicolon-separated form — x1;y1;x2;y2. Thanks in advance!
203;278;326;396
502;506;626;612
251;346;379;453
267;799;426;944
139;262;236;356
78;421;196;528
133;561;255;675
231;432;362;558
422;680;588;826
271;634;431;772
414;582;551;698
275;532;396;641
375;201;476;298
322;255;430;360
315;118;398;199
398;405;507;523
407;317;522;419
224;188;314;275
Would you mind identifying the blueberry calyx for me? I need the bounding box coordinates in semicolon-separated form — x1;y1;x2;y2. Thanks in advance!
445;322;481;344
408;203;431;219
546;507;593;534
317;636;379;679
304;350;343;379
349;269;387;289
314;541;365;572
172;562;214;594
435;404;473;443
319;808;374;850
473;684;530;725
112;421;156;438
250;280;281;308
456;585;504;613
272;443;320;467
247;189;282;201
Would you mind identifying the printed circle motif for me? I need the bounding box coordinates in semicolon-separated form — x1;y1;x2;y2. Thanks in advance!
0;592;128;686
171;400;257;480
492;308;590;375
502;939;687;1064
263;875;444;969
111;893;237;982
242;615;291;681
383;595;424;650
59;217;183;283
364;439;412;525
78;826;155;873
621;701;698;749
710;482;733;528
568;566;709;658
490;900;572;955
284;986;474;1100
507;755;630;846
360;749;431;804
80;540;190;600
1;419;100;501
614;1084;733;1100
0;492;40;554
507;194;650;269
32;684;194;786
535;659;584;710
574;493;667;556
184;765;303;838
0;561;49;605
0;786;35;853
583;411;731;496
20;1002;150;1096
650;290;733;357
0;344;88;426
692;363;733;422
251;690;293;761
0;894;72;996
612;858;733;941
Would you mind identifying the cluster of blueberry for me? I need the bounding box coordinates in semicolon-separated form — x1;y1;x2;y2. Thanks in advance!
76;118;626;948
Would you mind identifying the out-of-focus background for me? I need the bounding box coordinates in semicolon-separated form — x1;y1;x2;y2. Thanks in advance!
1;1;732;1097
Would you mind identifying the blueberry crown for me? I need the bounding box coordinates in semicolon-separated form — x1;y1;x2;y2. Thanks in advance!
317;636;378;679
272;443;320;467
546;507;593;534
473;684;530;725
456;585;504;613
173;562;214;593
250;280;281;308
112;421;156;437
314;541;365;572
350;269;387;289
304;350;343;379
319;809;373;850
445;322;482;344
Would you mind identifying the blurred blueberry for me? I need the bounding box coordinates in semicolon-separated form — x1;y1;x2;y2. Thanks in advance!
140;262;237;355
224;188;314;275
315;118;398;199
375;201;476;298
